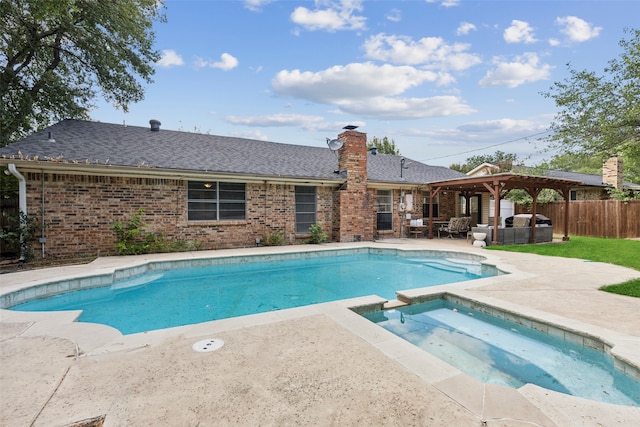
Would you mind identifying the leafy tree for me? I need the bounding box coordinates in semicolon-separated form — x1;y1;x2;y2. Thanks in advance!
0;0;165;145
538;152;603;175
505;188;563;210
367;136;400;155
449;151;518;173
541;27;640;184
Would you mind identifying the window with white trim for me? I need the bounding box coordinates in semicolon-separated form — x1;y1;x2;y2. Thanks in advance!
376;189;393;231
187;181;246;221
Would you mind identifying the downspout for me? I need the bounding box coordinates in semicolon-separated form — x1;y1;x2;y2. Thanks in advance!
41;171;46;257
7;164;27;260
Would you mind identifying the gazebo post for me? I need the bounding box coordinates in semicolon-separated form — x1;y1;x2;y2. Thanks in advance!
461;191;472;216
527;187;541;244
483;180;501;245
427;174;578;246
561;186;571;241
427;186;441;239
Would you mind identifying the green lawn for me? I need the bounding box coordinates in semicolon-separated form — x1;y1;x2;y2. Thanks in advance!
487;236;640;298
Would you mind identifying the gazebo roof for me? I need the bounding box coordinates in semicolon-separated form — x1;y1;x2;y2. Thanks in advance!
428;172;581;193
424;173;581;244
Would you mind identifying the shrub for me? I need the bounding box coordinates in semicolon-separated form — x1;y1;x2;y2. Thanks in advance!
0;211;43;262
307;223;328;244
111;208;147;255
111;209;200;255
261;230;284;246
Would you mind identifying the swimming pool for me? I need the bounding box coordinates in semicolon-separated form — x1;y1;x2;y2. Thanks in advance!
364;298;640;407
6;249;502;335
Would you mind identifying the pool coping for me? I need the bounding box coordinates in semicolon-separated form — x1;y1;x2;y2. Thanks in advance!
0;245;499;310
2;240;640;425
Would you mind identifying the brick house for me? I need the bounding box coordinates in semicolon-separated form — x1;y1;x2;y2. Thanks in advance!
0;119;464;258
540;158;640;200
460;158;640;227
470;158;640;201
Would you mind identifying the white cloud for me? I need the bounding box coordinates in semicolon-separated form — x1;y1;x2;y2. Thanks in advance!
290;0;366;32
193;58;208;69
425;0;460;7
194;53;239;71
225;113;326;127
156;49;184;68
441;0;460;7
556;16;602;42
399;117;546;146
386;8;401;23
337;95;475;119
242;0;274;12
231;129;270;141
271;62;474;119
548;38;561;47
456;22;476;36
212;53;239;71
272;62;442;104
504;20;537;44
479;53;552;88
458;118;542;133
224;114;358;132
362;33;481;72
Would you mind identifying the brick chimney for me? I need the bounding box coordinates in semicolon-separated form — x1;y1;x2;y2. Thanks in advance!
335;130;374;242
603;157;623;189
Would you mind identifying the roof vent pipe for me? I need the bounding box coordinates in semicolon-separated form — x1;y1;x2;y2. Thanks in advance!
149;119;161;131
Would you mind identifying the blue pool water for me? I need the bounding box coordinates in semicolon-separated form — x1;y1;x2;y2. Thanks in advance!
364;299;640;407
10;252;498;335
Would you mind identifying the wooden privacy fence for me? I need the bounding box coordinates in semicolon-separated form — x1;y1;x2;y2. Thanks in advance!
523;200;640;239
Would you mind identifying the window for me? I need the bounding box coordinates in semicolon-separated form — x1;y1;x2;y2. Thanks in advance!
295;186;316;233
188;181;245;221
423;194;439;218
570;190;577;201
376;190;393;231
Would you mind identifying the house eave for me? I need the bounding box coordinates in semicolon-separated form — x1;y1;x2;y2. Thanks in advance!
367;180;428;190
0;160;345;186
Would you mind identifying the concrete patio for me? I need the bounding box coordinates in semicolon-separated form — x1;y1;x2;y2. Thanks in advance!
1;239;640;426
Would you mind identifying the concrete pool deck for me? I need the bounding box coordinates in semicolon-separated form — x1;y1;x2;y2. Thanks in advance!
1;239;640;426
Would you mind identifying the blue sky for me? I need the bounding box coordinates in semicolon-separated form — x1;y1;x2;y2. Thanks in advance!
91;0;639;168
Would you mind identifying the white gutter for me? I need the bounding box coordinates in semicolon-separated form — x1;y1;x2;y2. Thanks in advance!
7;164;27;260
0;160;346;186
7;164;26;216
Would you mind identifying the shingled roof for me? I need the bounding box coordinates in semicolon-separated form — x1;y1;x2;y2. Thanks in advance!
542;169;640;190
516;166;640;190
0;119;464;185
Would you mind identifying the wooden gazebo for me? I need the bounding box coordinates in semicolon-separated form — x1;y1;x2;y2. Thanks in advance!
425;173;580;245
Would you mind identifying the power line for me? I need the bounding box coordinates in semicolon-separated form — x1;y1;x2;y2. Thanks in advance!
419;130;551;162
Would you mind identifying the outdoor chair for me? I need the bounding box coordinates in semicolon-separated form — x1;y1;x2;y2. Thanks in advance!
439;217;471;238
439;217;460;238
458;217;471;237
438;218;454;238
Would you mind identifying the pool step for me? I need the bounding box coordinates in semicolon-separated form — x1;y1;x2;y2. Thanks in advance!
383;299;409;309
413;258;483;275
110;273;164;290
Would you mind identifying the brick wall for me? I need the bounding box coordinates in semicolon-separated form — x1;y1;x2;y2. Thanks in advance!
22;172;335;259
602;157;623;190
336;130;374;242
437;192;458;220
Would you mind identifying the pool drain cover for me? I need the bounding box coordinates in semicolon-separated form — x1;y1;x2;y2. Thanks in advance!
192;338;224;353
